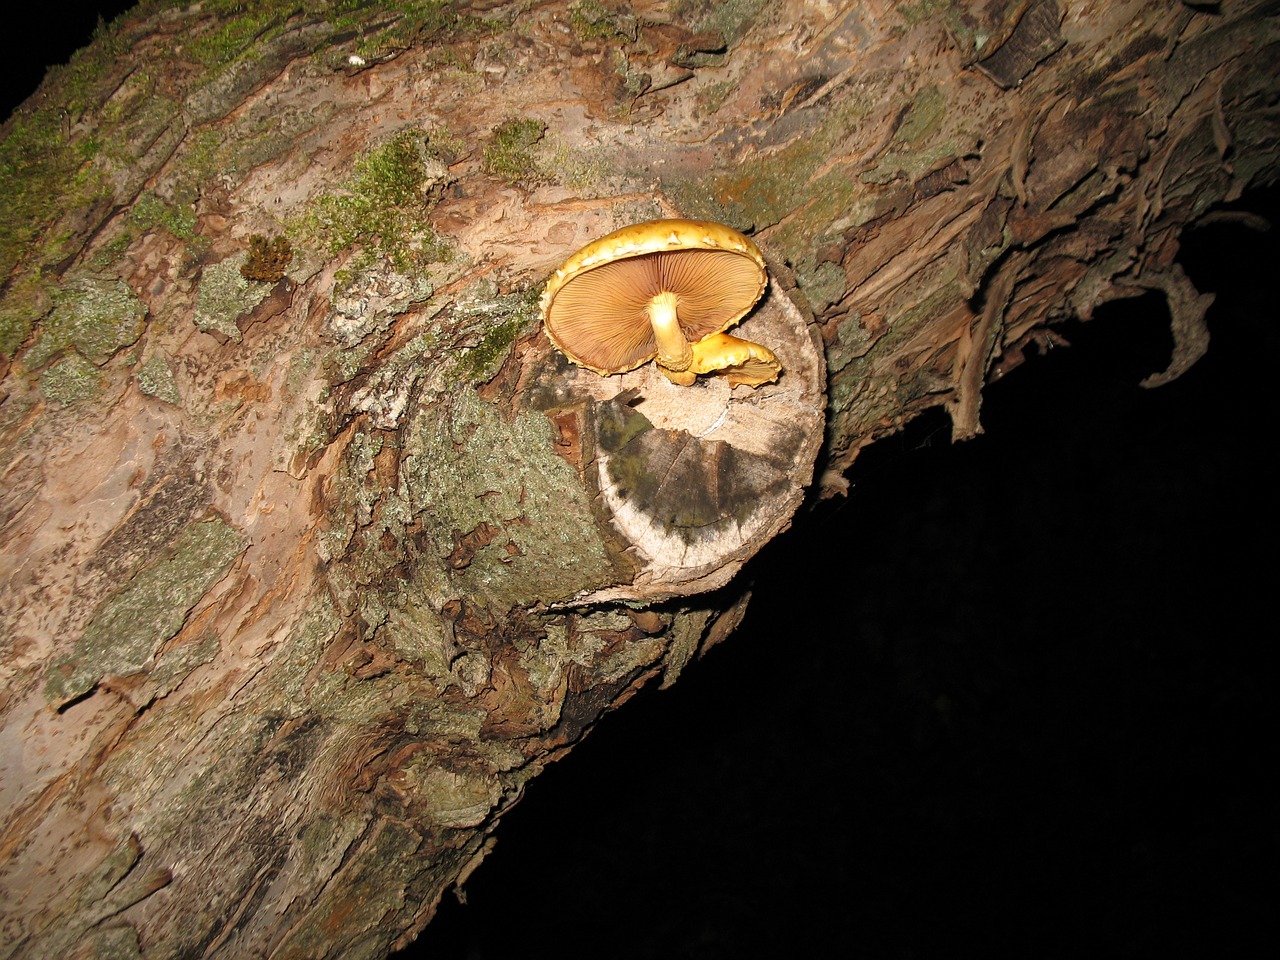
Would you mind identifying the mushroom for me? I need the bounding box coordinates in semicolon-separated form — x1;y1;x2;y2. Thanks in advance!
539;218;782;387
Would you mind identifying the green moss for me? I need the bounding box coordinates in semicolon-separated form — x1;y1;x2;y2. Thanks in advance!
187;7;278;67
341;0;491;60
568;1;638;42
0;7;190;288
0;0;484;296
0;4;152;281
300;130;453;274
451;286;541;382
39;352;103;406
353;132;432;206
45;516;246;704
546;138;614;192
483;118;548;185
87;124;215;268
130;191;199;241
21;9;130;122
98;93;185;190
180;126;225;182
458;315;525;380
332;0;485;41
0;110;111;280
0;276;51;357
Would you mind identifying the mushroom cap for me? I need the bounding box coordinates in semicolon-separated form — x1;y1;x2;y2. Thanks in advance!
688;332;782;388
539;219;768;376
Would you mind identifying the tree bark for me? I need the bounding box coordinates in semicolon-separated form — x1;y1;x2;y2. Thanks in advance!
1;1;1276;957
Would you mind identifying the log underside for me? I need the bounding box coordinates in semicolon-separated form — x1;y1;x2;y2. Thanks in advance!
0;1;1277;957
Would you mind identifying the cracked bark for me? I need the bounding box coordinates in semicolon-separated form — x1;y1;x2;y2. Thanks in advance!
1;1;1277;957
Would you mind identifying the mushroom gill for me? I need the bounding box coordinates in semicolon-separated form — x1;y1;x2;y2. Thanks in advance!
540;219;783;387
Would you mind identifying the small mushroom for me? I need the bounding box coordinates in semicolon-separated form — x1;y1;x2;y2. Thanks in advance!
539;218;782;387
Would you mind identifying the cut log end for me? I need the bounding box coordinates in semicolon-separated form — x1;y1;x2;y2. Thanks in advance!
529;277;826;604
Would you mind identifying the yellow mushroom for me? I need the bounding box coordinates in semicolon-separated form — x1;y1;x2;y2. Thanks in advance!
539;218;782;388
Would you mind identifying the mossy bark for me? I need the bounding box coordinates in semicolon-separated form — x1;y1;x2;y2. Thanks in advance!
1;1;1277;957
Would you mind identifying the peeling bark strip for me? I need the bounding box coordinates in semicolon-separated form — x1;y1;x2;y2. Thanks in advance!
1;1;1277;957
969;0;1068;89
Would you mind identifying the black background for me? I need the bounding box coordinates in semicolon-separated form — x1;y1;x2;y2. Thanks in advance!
8;6;1277;959
1;1;136;121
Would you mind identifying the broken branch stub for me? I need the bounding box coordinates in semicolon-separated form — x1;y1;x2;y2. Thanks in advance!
530;263;826;604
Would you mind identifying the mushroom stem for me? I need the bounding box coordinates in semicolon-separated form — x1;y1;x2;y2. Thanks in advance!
646;291;693;373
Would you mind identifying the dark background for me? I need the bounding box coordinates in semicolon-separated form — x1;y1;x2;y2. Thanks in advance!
1;1;136;122
9;6;1278;959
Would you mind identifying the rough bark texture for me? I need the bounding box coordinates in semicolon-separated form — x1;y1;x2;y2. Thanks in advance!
1;1;1276;957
